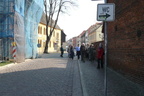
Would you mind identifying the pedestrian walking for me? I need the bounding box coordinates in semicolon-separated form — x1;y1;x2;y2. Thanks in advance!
85;44;90;59
70;45;75;60
67;45;71;58
75;44;81;60
96;43;104;69
80;43;86;62
88;44;95;62
60;44;64;57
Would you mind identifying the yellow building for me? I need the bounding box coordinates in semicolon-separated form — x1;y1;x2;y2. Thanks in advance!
88;23;103;44
37;13;61;54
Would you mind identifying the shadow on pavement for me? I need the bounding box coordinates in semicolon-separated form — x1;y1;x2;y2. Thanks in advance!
78;59;144;96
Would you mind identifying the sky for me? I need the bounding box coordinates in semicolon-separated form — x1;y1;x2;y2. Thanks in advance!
57;0;104;40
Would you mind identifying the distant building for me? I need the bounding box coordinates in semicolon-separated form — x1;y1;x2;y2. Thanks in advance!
88;23;103;47
38;13;64;53
72;37;77;48
69;23;103;48
80;30;86;44
76;35;81;46
61;30;66;45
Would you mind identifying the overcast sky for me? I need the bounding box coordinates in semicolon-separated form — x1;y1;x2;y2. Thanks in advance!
57;0;104;40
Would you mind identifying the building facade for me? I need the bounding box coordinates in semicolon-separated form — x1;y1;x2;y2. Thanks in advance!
107;0;144;87
61;30;66;46
72;37;77;48
68;23;103;48
88;23;103;46
76;35;81;46
0;0;44;62
81;30;86;44
38;13;62;54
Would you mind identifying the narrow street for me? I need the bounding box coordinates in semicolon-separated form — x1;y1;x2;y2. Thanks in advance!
0;53;82;96
0;53;143;96
0;1;144;96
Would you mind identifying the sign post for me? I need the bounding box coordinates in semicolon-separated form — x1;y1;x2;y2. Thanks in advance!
12;42;16;63
97;3;115;96
97;3;115;21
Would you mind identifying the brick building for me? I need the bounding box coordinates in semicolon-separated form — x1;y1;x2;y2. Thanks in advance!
107;0;144;87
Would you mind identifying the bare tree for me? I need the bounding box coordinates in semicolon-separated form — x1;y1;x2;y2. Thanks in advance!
43;0;77;53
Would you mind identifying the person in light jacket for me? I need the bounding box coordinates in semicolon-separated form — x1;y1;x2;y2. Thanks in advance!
75;44;81;60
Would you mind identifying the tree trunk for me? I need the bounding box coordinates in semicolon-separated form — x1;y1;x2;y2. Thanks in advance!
43;29;53;53
43;0;76;53
43;36;50;53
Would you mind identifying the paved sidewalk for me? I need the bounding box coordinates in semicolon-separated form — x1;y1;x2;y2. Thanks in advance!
0;53;144;96
0;53;82;96
78;59;144;96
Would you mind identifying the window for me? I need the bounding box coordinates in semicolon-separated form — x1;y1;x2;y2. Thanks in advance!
38;39;39;44
44;28;46;35
38;26;40;34
40;27;42;34
43;42;45;47
40;40;42;45
38;39;42;47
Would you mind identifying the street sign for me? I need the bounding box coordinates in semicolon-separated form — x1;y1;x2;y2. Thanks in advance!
97;3;115;21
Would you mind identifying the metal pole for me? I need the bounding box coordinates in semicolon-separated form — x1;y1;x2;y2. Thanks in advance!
104;21;107;96
91;0;108;96
105;0;108;94
103;0;107;94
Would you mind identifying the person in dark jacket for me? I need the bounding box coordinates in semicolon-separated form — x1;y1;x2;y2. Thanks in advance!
67;45;71;58
88;44;95;62
70;45;74;60
60;44;64;57
80;43;86;62
85;44;90;59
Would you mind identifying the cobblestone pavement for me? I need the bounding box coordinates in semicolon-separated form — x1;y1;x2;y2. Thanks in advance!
0;53;144;96
79;59;144;96
0;53;82;96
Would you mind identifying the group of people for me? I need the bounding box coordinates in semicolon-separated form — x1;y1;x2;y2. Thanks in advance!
65;43;104;69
